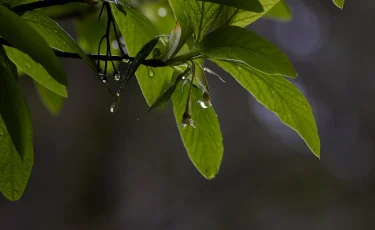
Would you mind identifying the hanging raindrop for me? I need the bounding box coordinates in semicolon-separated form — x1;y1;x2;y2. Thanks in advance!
110;101;119;113
113;70;121;81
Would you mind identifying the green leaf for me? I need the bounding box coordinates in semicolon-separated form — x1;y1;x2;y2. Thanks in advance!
110;3;174;105
168;0;223;52
215;0;281;28
4;46;68;97
197;0;263;12
265;0;292;21
34;82;65;116
0;47;33;201
22;10;96;70
214;60;320;157
199;26;297;78
333;0;345;9
0;5;67;85
172;73;223;179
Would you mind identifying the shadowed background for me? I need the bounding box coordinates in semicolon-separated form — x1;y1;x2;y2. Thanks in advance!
1;0;375;229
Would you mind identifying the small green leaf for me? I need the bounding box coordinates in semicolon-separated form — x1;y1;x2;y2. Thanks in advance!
0;47;33;201
34;82;65;116
125;37;160;79
110;3;173;105
214;60;320;157
4;46;68;97
199;26;297;78
333;0;345;9
265;0;292;21
172;74;223;179
22;10;96;70
0;5;67;85
197;0;263;12
215;0;281;28
145;67;190;115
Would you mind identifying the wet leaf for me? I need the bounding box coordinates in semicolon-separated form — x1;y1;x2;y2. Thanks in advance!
34;82;65;116
199;26;297;78
0;47;33;201
0;5;67;85
172;71;223;179
214;60;320;157
5;47;68;97
22;10;96;70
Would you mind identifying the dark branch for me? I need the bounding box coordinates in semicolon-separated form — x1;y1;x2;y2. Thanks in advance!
11;0;87;14
0;38;166;68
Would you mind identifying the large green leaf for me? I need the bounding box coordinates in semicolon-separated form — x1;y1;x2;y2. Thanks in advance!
199;26;296;78
214;60;320;157
265;0;292;21
0;5;67;85
110;3;173;105
0;47;33;201
333;0;345;9
172;75;223;179
34;82;65;116
168;0;223;52
4;47;68;97
22;10;96;70
215;0;280;28
197;0;263;12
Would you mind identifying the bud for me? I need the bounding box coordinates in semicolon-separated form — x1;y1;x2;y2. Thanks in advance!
198;91;212;109
180;112;196;129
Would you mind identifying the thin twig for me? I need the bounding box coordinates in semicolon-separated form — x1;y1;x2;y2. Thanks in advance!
0;38;166;67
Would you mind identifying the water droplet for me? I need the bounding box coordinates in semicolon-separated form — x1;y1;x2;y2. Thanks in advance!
157;7;167;17
111;40;119;50
113;71;121;81
116;90;121;97
148;67;155;78
124;59;130;63
98;71;107;83
110;101;119;113
198;100;210;109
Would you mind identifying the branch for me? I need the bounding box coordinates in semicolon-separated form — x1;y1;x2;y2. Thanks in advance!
11;0;87;14
0;38;166;68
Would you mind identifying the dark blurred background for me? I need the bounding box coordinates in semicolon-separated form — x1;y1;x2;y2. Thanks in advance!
1;0;375;229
